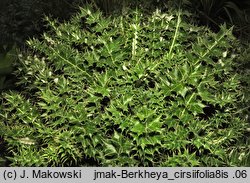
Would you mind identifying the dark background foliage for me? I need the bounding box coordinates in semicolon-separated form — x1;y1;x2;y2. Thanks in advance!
0;0;249;47
183;0;250;42
0;0;85;47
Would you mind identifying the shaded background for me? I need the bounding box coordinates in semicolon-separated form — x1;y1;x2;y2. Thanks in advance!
0;0;249;48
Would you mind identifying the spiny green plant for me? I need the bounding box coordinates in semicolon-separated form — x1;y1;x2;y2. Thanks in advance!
230;45;250;166
0;5;248;166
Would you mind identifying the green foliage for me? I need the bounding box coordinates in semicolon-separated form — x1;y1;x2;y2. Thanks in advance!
231;45;250;166
0;6;248;166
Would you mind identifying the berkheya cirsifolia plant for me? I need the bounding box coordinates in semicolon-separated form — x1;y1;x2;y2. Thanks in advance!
0;5;247;166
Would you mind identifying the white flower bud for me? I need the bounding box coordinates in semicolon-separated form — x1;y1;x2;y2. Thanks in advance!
54;78;59;83
222;51;227;58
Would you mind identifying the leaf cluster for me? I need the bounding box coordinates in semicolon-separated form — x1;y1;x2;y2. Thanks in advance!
0;6;247;166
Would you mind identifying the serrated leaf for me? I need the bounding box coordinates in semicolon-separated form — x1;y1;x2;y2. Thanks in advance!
198;84;214;102
94;71;109;87
113;131;120;140
104;142;117;155
193;138;203;149
179;86;189;98
147;116;162;132
188;103;205;115
131;121;145;135
122;95;133;106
